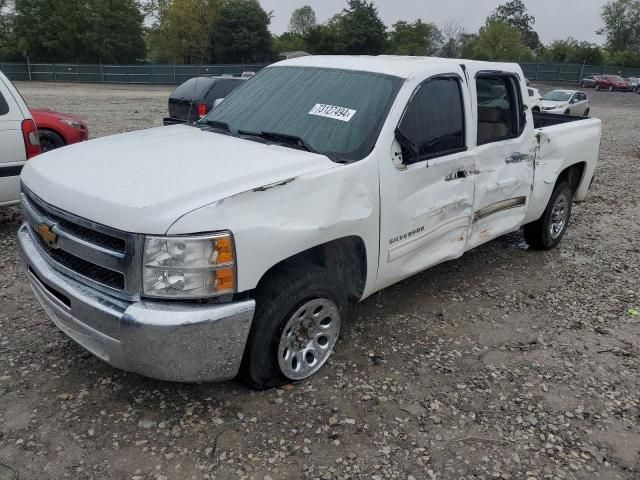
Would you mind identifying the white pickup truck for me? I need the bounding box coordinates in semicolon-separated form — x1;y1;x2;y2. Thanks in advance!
0;71;40;206
19;56;601;389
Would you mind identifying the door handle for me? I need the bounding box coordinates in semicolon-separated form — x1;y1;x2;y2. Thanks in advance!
445;170;468;181
505;152;532;164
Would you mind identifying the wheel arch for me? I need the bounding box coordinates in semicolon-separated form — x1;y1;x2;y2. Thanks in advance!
555;161;587;197
255;235;368;302
38;127;67;145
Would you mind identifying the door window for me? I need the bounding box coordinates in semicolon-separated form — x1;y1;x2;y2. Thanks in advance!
0;92;8;116
397;76;466;163
476;75;525;145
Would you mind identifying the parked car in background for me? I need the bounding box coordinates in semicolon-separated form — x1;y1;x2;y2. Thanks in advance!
31;108;89;152
528;87;542;112
625;77;639;92
19;56;601;388
0;71;40;207
541;90;590;116
580;75;600;88
163;76;246;125
595;75;631;91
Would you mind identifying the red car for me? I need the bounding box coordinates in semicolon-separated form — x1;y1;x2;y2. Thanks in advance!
595;75;631;92
31;108;89;152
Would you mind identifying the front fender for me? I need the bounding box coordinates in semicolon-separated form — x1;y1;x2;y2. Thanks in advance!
167;160;380;297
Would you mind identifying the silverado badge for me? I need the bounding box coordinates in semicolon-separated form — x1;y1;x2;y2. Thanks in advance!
37;223;58;247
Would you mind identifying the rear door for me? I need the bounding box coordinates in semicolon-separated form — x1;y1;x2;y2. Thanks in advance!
466;70;535;249
0;72;28;205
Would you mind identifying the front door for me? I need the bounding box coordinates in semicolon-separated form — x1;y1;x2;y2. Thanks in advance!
377;72;476;290
467;71;536;249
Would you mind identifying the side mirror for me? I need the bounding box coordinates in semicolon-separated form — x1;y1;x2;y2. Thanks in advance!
394;128;419;165
213;98;224;108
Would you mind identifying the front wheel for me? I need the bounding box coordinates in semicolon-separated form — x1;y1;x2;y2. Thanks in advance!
241;264;347;390
608;86;614;92
524;182;573;250
583;108;590;117
595;84;600;91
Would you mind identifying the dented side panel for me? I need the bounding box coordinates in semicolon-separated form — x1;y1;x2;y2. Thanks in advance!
166;161;381;297
525;118;601;224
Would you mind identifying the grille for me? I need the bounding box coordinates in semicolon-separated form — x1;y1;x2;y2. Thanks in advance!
21;187;140;299
31;228;125;290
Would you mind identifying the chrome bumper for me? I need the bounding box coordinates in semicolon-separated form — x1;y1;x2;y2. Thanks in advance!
18;224;255;382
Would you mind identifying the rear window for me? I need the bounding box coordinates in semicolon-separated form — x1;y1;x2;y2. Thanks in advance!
205;79;244;102
171;77;215;100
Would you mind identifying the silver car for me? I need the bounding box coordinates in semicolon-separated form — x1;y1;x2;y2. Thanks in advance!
540;90;590;117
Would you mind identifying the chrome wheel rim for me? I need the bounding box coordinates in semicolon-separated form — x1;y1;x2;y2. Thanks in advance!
277;298;340;381
549;196;568;239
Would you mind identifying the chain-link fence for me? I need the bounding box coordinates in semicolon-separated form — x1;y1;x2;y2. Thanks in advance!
0;62;268;84
1;61;640;85
520;63;640;82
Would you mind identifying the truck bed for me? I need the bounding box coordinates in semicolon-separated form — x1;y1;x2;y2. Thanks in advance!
533;111;588;129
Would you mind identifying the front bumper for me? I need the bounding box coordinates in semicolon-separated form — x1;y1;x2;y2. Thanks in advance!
18;224;255;382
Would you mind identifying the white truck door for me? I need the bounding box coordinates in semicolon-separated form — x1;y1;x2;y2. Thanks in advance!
377;72;476;290
466;71;535;249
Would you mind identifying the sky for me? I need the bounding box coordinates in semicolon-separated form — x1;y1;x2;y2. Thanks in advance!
260;0;607;45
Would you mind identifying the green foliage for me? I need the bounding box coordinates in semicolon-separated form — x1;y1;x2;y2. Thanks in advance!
470;20;533;62
288;5;316;36
599;0;640;52
304;22;341;55
334;0;386;55
543;38;604;65
273;32;307;55
12;0;145;63
208;0;274;63
606;49;640;67
488;0;542;53
147;0;220;64
386;20;443;56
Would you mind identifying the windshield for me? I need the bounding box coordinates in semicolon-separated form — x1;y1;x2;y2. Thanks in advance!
542;91;572;101
200;66;403;162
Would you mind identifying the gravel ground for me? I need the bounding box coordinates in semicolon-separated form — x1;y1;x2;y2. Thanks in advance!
0;81;639;480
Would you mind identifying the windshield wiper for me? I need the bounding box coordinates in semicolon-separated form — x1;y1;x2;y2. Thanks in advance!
237;129;348;164
237;130;317;153
197;119;232;134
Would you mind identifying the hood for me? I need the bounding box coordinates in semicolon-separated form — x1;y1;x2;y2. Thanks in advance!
21;125;338;234
541;100;568;109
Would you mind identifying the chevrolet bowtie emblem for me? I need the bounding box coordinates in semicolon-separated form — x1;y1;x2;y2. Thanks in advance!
37;223;58;247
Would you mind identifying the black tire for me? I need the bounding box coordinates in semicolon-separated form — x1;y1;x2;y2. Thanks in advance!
38;129;65;152
595;84;600;91
608;86;614;92
241;264;347;390
583;108;590;117
564;109;571;115
532;107;540;113
524;182;573;251
581;82;586;88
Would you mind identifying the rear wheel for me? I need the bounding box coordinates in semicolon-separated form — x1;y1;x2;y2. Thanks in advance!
241;264;347;390
524;182;573;250
38;129;65;152
581;82;586;88
595;84;600;91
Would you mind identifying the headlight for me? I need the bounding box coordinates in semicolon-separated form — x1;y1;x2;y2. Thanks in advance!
59;118;84;130
142;233;236;299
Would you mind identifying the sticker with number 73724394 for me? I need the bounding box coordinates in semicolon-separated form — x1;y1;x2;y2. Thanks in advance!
309;104;357;122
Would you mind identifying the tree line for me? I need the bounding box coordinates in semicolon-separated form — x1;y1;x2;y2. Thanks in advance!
0;0;638;68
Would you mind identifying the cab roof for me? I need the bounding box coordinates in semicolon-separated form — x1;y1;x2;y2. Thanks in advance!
272;55;521;79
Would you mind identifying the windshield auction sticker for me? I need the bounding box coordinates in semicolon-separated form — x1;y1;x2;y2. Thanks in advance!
309;104;357;122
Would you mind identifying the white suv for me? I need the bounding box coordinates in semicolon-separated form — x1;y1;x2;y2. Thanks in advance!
0;71;40;207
